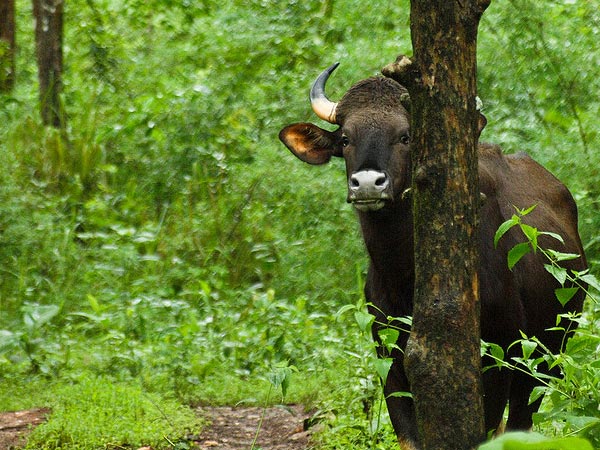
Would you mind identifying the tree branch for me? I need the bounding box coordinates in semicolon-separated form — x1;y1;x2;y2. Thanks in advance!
381;54;419;88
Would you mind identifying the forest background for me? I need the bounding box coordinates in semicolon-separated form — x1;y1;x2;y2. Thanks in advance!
0;0;599;448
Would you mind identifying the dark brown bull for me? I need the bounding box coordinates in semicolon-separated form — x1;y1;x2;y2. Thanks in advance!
279;63;587;449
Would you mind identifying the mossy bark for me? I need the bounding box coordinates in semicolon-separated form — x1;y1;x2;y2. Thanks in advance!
384;1;490;448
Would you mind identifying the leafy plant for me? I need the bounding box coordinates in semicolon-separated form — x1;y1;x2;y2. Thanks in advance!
250;361;298;450
331;272;412;449
485;207;600;447
478;431;593;450
494;205;599;305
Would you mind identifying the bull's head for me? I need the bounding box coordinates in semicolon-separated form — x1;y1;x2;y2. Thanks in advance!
279;63;412;212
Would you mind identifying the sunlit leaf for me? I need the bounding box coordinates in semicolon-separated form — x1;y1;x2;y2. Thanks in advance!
539;231;564;244
354;310;375;333
518;204;538;216
21;304;61;329
521;339;538;360
519;224;538;251
387;391;412;399
544;264;567;285
477;431;593;449
528;386;546;405
494;217;519;247
545;249;579;262
508;242;531;270
579;273;600;292
374;357;393;384
378;327;400;353
555;287;580;306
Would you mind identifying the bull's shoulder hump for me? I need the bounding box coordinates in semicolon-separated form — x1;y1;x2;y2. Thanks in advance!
477;143;506;197
478;142;504;158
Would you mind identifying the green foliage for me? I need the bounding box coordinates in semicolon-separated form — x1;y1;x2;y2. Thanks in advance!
486;214;600;447
478;431;593;450
494;205;599;306
483;311;600;448
0;0;598;448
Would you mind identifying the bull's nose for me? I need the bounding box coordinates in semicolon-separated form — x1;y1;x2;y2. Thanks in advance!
349;170;390;195
348;170;392;211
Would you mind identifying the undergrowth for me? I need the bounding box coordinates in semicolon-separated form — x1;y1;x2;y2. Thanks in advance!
0;375;203;450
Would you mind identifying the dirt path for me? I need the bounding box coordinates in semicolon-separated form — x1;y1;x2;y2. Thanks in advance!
0;408;51;450
0;405;313;450
195;405;313;450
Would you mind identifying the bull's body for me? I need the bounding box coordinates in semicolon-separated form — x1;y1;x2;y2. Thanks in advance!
279;64;586;449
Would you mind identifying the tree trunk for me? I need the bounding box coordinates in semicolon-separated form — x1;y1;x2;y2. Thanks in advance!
383;1;490;448
0;0;16;92
32;0;64;128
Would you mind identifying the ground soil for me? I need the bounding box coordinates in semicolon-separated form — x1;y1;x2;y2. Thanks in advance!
195;405;314;450
0;408;51;450
0;405;313;450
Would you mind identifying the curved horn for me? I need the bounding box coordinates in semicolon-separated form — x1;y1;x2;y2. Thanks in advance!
310;62;340;124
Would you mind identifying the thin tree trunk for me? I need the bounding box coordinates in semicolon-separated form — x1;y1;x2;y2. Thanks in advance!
0;0;16;92
383;1;490;448
33;0;64;128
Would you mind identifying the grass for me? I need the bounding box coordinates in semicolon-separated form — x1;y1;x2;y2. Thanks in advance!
0;375;203;450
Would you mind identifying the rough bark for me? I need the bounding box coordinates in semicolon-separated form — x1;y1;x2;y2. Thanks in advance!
33;0;64;127
0;0;16;92
383;1;490;448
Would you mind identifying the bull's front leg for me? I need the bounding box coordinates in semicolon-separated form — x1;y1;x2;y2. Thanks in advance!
383;355;420;450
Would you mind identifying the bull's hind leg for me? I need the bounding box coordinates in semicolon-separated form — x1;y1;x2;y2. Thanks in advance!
481;358;512;434
506;370;542;430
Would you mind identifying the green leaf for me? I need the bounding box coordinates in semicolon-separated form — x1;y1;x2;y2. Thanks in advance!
579;273;600;292
518;204;538;216
538;231;565;244
544;264;567;285
387;391;412;399
520;224;538;251
21;304;61;329
491;344;505;362
546;249;580;262
354;310;375;333
478;431;593;450
521;339;538;359
563;415;600;431
508;242;531;270
374;357;394;384
394;315;413;326
528;386;546;405
267;362;298;399
495;217;519;248
554;287;580;306
0;330;20;353
87;294;101;314
482;341;505;366
378;327;400;353
335;303;356;321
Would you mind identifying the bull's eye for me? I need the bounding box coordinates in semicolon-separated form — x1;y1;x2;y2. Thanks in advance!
341;135;350;147
400;134;410;145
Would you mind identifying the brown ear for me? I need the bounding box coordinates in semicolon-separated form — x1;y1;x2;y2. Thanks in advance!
278;123;340;165
477;112;487;139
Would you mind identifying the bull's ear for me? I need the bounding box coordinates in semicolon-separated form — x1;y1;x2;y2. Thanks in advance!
279;123;340;165
477;112;487;139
